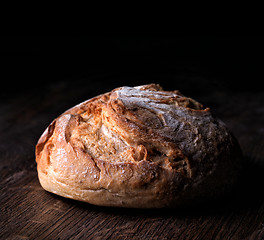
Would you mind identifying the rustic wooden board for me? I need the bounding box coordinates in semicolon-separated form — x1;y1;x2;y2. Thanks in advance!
1;78;264;240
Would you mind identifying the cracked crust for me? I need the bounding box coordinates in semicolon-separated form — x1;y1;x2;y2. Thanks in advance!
36;84;242;208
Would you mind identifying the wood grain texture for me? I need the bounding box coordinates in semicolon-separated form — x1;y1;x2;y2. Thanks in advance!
1;78;264;240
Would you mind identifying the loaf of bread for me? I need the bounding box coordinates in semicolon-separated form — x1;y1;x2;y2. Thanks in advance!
36;84;241;208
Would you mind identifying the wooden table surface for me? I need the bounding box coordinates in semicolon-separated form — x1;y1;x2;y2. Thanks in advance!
1;76;264;240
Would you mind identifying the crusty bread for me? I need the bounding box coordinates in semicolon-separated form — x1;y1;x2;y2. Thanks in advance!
36;84;242;208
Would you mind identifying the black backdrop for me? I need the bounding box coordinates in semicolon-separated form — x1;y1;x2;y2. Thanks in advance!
1;37;263;98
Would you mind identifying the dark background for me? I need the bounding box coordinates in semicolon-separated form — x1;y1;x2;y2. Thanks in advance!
1;37;263;97
1;37;264;239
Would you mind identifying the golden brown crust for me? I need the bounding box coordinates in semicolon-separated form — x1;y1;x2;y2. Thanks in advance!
36;84;242;208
